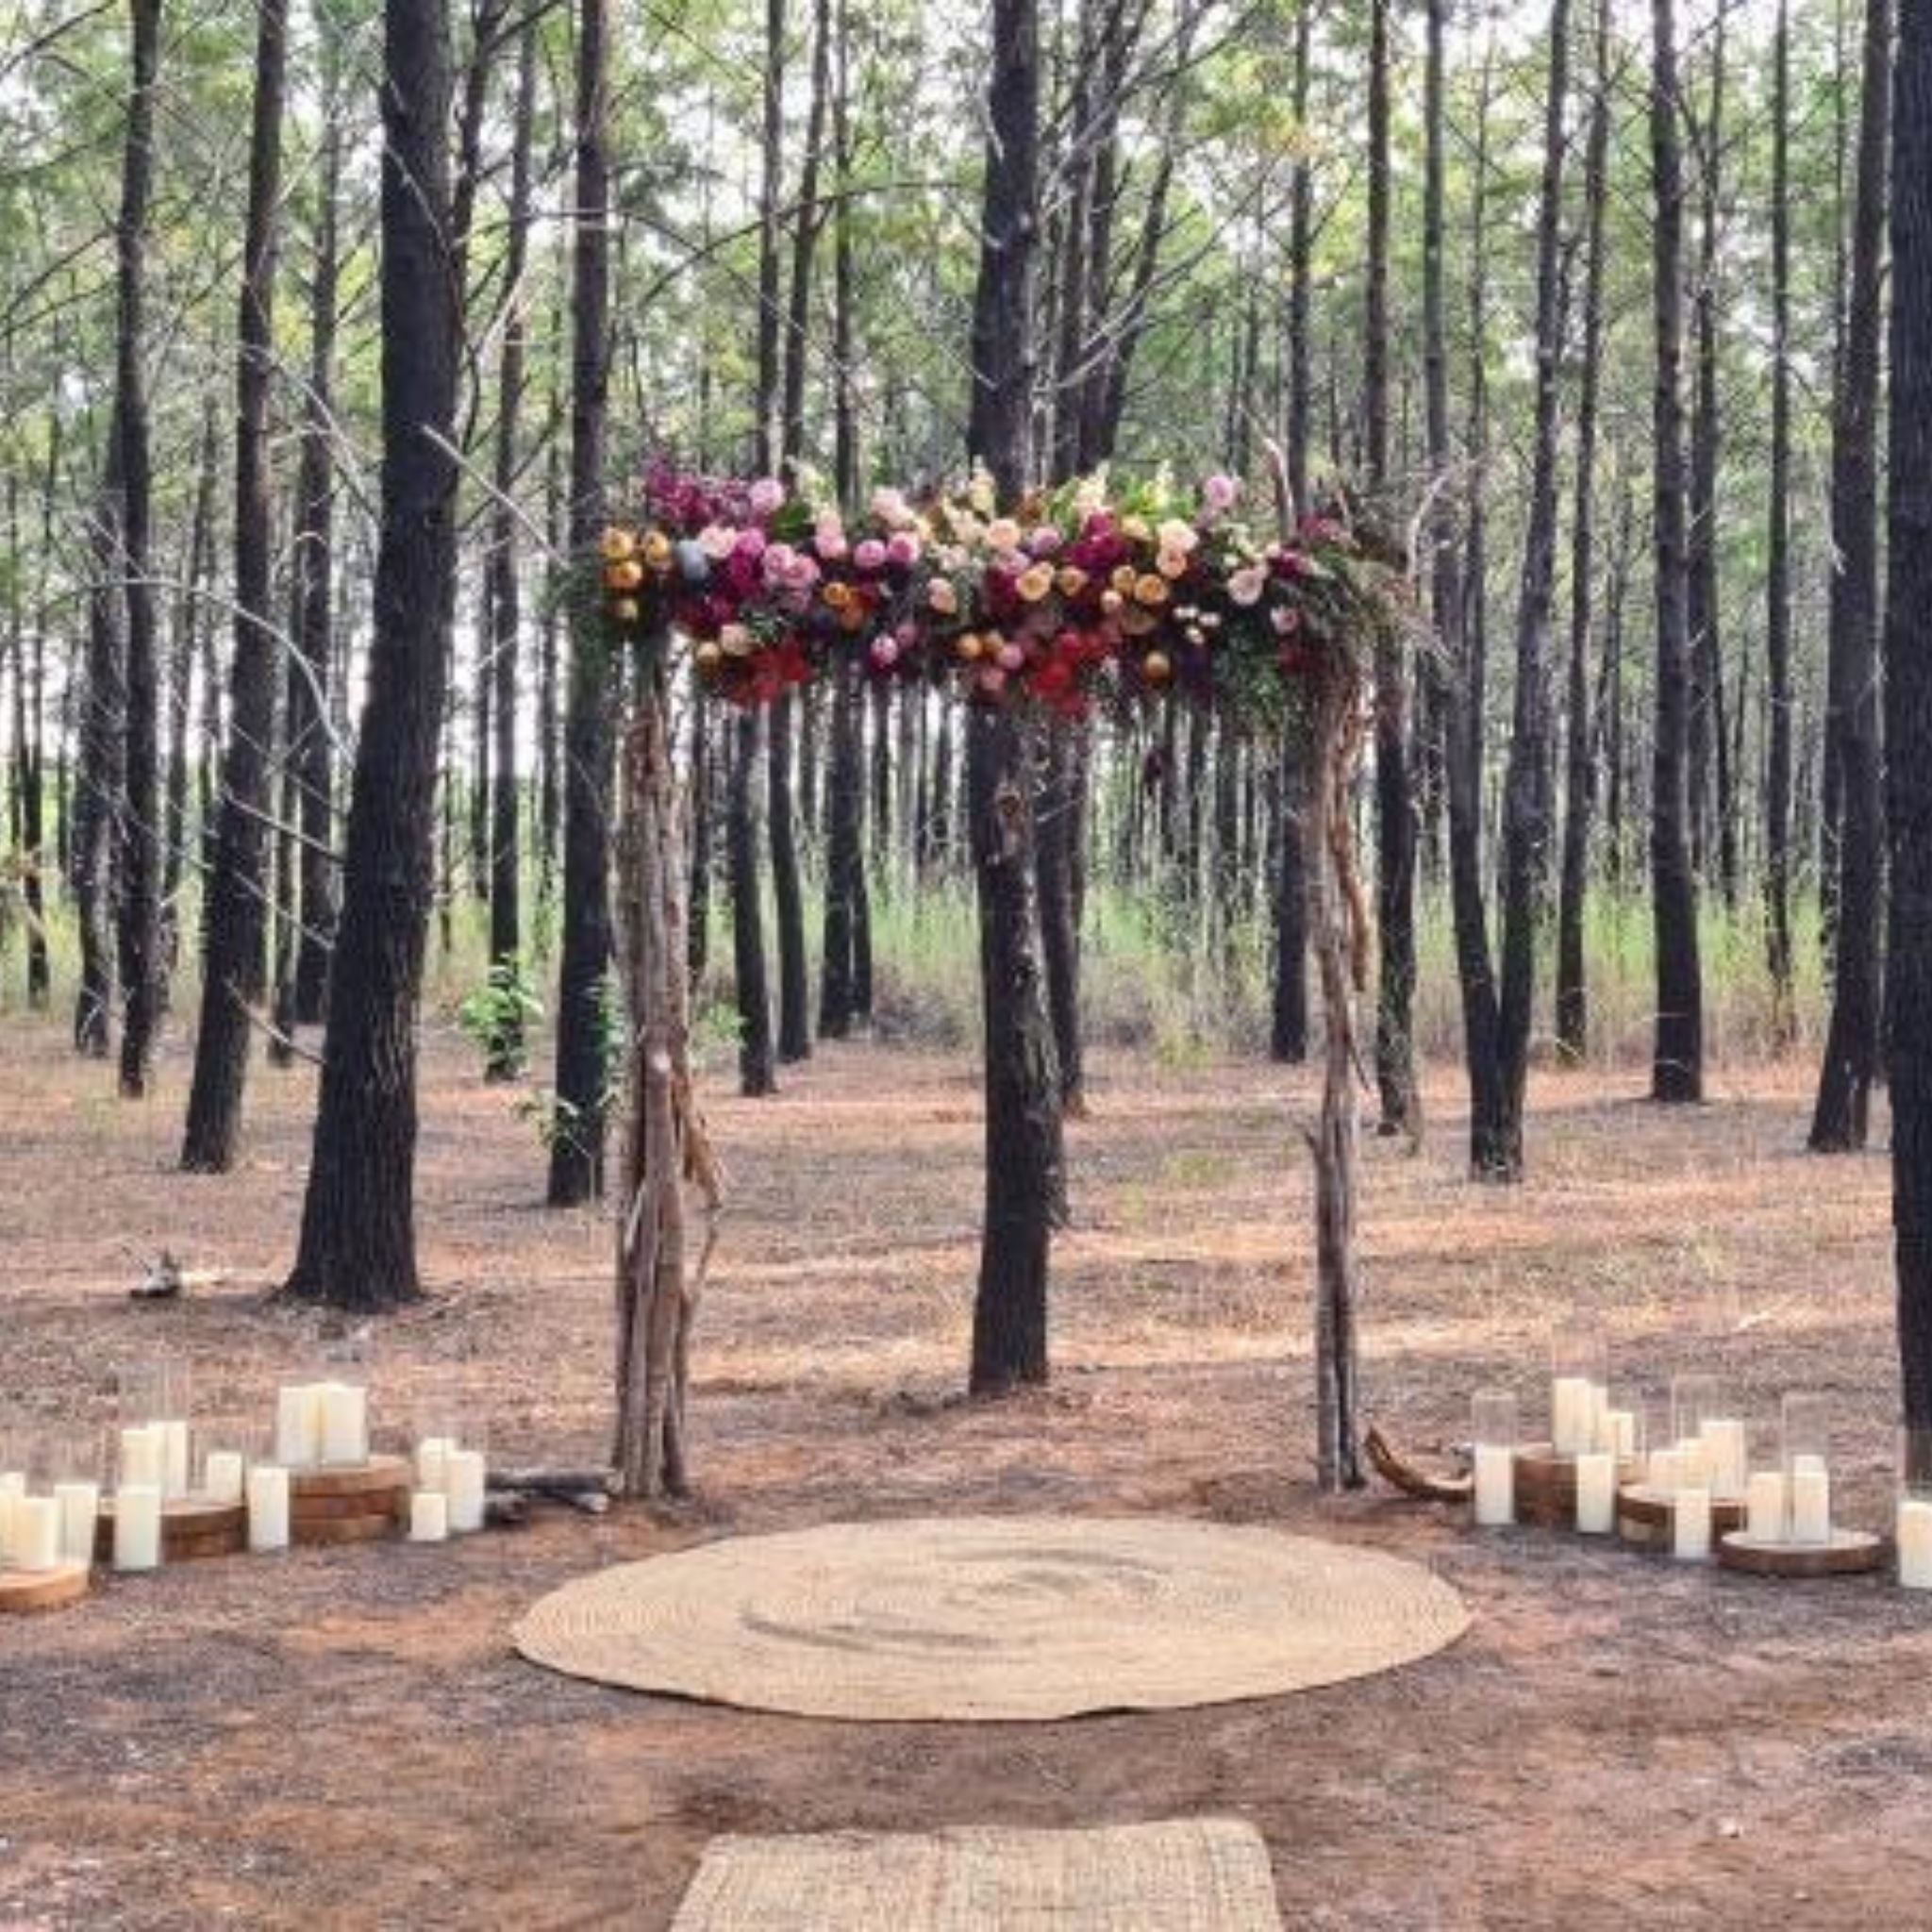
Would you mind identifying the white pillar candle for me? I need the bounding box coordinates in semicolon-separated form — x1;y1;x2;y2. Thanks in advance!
1650;1447;1682;1493
409;1490;450;1543
1700;1418;1748;1500
1898;1498;1932;1590
113;1484;163;1572
1607;1408;1638;1461
1552;1377;1591;1455
415;1436;454;1491
1746;1470;1786;1543
202;1450;246;1505
160;1419;191;1499
120;1424;164;1491
444;1450;487;1533
1790;1464;1832;1544
1674;1486;1713;1561
1575;1450;1617;1534
1474;1443;1514;1526
54;1480;100;1567
320;1382;368;1466
246;1464;291;1553
275;1384;324;1468
0;1470;23;1565
10;1496;60;1573
1674;1438;1712;1492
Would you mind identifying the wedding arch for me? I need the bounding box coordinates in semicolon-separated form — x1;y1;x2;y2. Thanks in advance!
591;458;1410;1501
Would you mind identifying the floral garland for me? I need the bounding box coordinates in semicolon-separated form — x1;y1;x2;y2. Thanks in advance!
598;460;1394;723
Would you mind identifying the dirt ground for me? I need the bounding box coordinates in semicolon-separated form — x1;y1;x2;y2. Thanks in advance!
3;1010;1929;1931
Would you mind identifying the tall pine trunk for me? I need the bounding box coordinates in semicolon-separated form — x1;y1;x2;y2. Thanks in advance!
729;709;776;1094
1556;0;1611;1066
286;0;459;1308
1886;0;1932;1440
1366;0;1418;1140
113;0;162;1097
485;19;536;1081
1764;0;1798;1047
966;0;1062;1394
182;0;288;1168
1810;0;1891;1151
547;0;615;1206
1648;0;1704;1105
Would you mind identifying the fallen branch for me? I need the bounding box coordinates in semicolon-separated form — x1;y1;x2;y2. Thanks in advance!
487;1467;613;1514
1364;1424;1473;1503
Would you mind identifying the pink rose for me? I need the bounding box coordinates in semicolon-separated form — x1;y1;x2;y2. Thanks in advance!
886;532;922;568
871;635;900;668
1026;525;1062;557
1202;474;1239;514
748;476;786;517
814;516;848;560
734;526;767;562
854;539;888;573
996;641;1025;672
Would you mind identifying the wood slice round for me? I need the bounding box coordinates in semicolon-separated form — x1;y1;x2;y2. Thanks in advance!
291;1510;403;1549
1511;1445;1644;1529
291;1487;409;1524
1616;1484;1748;1550
1718;1529;1887;1577
0;1562;90;1613
94;1495;248;1564
288;1455;412;1501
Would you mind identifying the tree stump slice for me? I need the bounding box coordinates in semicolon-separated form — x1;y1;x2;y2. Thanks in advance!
288;1455;412;1500
1616;1484;1748;1550
0;1562;91;1613
93;1496;248;1564
1717;1529;1886;1577
1512;1445;1643;1529
290;1488;410;1524
287;1457;409;1545
292;1511;405;1548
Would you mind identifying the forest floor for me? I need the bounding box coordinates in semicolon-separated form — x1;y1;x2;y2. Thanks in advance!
1;1012;1928;1930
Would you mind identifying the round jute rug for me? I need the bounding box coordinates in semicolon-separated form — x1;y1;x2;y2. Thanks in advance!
512;1515;1470;1721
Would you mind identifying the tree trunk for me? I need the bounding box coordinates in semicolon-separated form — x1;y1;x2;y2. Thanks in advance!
965;0;1062;1396
1442;19;1507;1170
1272;0;1315;1063
286;0;459;1309
1886;0;1932;1438
1686;13;1724;893
1486;0;1573;1177
165;405;216;973
1810;0;1891;1151
1557;0;1611;1066
291;45;342;1030
485;18;536;1082
20;417;58;1009
181;0;287;1168
547;0;616;1207
819;659;864;1036
1366;0;1418;1141
1272;737;1309;1062
113;0;163;1098
730;709;776;1094
1763;0;1797;1049
1648;0;1704;1105
1036;717;1086;1116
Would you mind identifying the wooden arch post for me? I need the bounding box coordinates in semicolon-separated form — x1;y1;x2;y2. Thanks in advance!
611;646;719;1500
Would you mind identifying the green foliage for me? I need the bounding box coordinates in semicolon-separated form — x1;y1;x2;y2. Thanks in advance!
456;957;544;1078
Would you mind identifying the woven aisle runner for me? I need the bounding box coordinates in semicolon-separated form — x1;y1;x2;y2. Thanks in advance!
513;1515;1470;1721
670;1819;1285;1931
